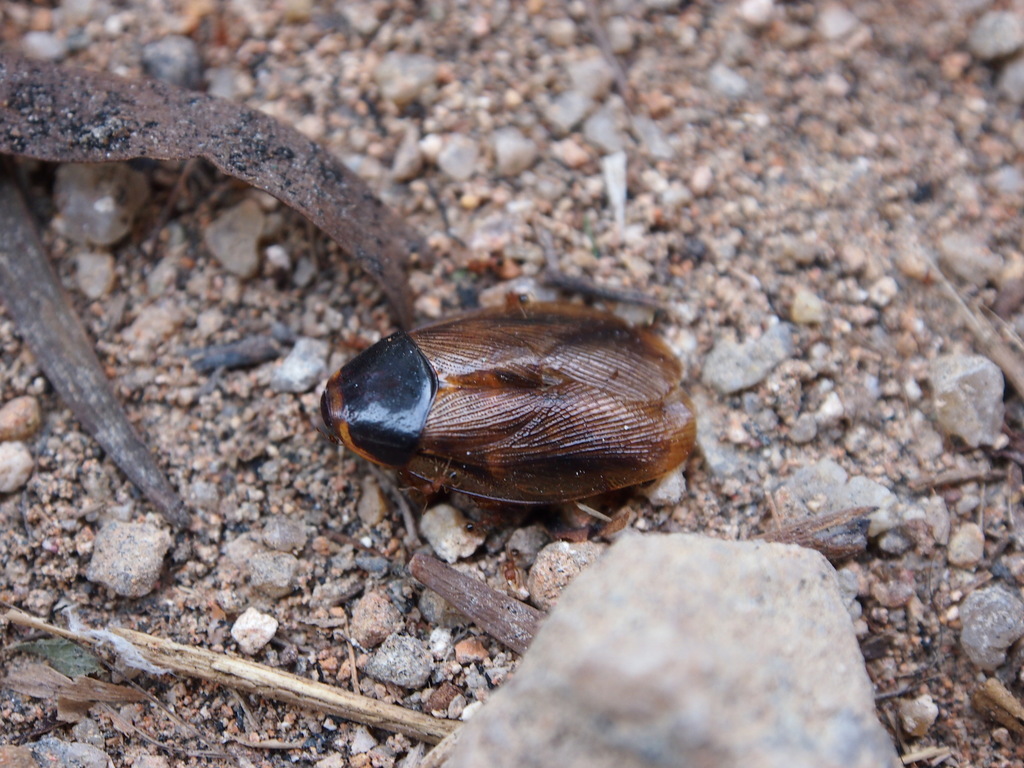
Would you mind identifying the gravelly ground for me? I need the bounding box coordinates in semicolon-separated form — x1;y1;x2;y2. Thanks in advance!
2;1;1024;765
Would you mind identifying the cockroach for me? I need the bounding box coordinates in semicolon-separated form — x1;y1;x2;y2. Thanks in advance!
320;302;696;506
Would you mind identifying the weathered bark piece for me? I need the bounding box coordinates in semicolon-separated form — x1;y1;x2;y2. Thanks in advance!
0;50;420;327
0;171;188;527
409;554;543;654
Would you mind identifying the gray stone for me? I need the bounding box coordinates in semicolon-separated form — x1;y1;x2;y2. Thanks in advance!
30;738;109;768
632;116;674;159
583;104;625;154
271;337;328;393
22;31;68;61
567;56;615;100
0;441;34;494
374;53;437;107
937;233;1003;286
607;17;634;53
248;551;299;597
929;354;1005;447
702;323;795;394
54;163;150;246
142;35;203;89
998;53;1024;103
960;585;1024;670
779;459;897;536
262;516;307;552
968;11;1024;61
364;633;432;688
708;62;748;98
85;521;171;598
544;90;594;136
204;199;264;279
492;127;538;176
446;535;898;768
437;135;480;181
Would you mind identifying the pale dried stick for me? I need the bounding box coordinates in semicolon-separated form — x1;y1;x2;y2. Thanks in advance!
4;609;457;744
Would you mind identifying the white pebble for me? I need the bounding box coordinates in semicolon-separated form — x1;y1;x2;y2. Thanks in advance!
420;504;485;563
968;11;1024;61
492;127;538;176
271;337;329;394
739;0;774;29
0;441;34;493
817;4;860;41
75;251;116;299
947;522;984;568
204;200;264;279
898;694;938;738
790;287;825;324
54;164;150;246
438;135;480;181
231;607;279;655
868;276;899;307
374;52;438;107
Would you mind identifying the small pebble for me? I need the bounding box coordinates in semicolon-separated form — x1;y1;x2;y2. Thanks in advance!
29;738;109;768
351;590;404;648
790;287;825;324
937;233;1003;286
391;126;423;182
454;637;489;664
123;303;183;349
350;727;377;755
739;0;774;29
986;165;1024;195
356;476;387;526
74;251;116;299
708;62;748;98
639;465;686;507
567;56;615;100
438;135;480;181
606;17;634;53
583;105;624;154
544;90;593;136
947;523;985;568
420;504;486;563
0;396;42;442
998;55;1024;103
817;4;860;41
231;607;279;654
929;354;1005;448
868;276;899;307
898;694;939;738
54;164;150;246
204;199;264;279
248;551;299;598
506;525;551;566
527;541;607;611
689;165;713;196
22;31;68;61
545;18;576;47
141;35;203;89
789;413;818;444
271;337;328;394
0;442;34;494
364;633;433;688
374;52;438;107
262;516;307;552
702;323;795;394
959;585;1024;670
967;11;1024;61
85;521;171;598
492;127;538;176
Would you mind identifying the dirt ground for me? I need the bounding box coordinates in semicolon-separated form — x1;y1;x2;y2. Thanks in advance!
2;0;1024;765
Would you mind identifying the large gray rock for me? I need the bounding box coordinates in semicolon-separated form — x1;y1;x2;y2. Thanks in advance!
446;535;897;768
